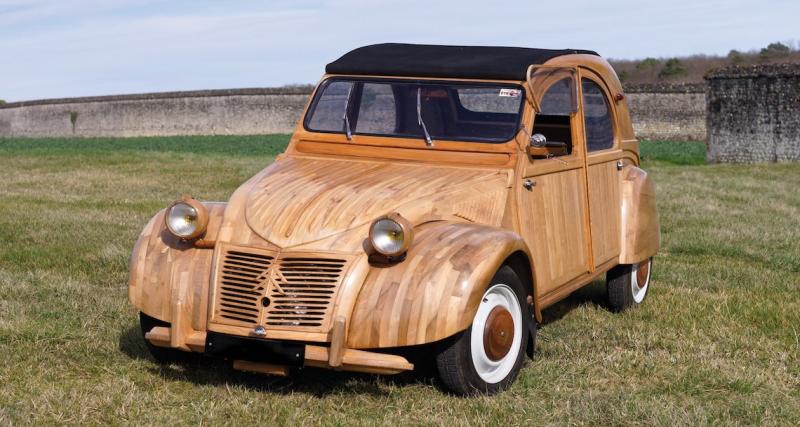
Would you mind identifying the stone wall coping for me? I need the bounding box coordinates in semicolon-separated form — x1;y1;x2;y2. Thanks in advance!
705;63;800;80
2;82;712;110
623;83;705;94
0;87;314;109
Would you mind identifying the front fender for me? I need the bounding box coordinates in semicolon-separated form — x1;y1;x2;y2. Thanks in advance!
127;202;226;332
347;221;532;349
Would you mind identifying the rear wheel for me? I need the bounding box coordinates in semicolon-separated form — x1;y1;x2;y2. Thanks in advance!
139;312;192;364
606;257;653;312
435;266;531;396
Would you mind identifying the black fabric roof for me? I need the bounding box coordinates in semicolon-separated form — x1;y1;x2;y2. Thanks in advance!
325;43;598;80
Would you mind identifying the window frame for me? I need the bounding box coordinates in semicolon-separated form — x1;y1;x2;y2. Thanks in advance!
578;73;619;153
302;76;527;144
529;75;582;159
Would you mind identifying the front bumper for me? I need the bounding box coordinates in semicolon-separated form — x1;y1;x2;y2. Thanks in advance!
144;325;413;375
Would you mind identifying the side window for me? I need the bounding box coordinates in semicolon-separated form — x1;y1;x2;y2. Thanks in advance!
306;80;352;132
354;83;396;134
532;78;574;155
581;79;614;151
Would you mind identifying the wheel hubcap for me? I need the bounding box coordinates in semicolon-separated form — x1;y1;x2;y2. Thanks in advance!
636;260;650;289
631;258;652;304
483;306;514;361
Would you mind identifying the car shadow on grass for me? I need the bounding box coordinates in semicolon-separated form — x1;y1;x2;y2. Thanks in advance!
117;280;608;396
539;279;608;326
118;325;440;397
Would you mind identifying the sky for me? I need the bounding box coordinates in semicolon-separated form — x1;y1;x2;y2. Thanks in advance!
0;0;797;102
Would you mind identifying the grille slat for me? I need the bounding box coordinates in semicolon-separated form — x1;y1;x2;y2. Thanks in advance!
213;245;350;332
220;277;261;287
228;251;274;260
219;297;260;309
220;308;259;318
221;269;263;278
221;269;263;279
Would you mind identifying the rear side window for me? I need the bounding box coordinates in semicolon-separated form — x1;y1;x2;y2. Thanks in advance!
581;79;614;151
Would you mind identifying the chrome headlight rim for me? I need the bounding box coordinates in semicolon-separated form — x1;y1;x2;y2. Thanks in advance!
164;196;209;240
368;212;413;257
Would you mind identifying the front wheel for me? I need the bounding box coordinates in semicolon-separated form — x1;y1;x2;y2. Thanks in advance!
435;266;531;396
606;257;653;312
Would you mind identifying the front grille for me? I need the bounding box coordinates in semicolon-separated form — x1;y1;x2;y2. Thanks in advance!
264;257;347;328
212;244;351;333
217;250;275;324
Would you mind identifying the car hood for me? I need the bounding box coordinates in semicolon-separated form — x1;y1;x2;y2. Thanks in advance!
242;156;510;248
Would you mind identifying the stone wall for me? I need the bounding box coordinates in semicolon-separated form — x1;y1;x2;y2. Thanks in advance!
0;88;310;138
624;84;706;141
0;84;708;141
706;64;800;163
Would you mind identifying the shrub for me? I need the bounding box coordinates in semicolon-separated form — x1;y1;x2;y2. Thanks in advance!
658;58;688;78
635;58;660;70
727;49;745;64
760;42;792;61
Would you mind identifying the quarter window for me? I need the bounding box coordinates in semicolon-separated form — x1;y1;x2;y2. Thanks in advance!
581;79;614;151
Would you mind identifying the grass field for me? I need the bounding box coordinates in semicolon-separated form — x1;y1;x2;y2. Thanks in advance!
0;136;798;425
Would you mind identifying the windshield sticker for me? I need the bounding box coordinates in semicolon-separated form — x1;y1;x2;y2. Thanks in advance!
499;88;521;98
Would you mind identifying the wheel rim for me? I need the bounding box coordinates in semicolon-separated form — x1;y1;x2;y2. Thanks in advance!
470;284;522;384
631;258;652;303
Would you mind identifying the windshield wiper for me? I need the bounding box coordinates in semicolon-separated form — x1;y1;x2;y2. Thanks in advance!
342;84;353;140
416;87;434;147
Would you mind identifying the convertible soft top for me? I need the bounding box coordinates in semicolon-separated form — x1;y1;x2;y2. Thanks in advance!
326;43;598;81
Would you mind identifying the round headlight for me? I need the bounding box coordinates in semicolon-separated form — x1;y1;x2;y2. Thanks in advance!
165;197;208;240
369;213;413;257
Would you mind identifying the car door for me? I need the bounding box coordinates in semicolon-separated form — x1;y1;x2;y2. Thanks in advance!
519;68;592;302
580;70;623;269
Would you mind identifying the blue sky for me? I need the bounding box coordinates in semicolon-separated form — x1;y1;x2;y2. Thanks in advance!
0;0;797;101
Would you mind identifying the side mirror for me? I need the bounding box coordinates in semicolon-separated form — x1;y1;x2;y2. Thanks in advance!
527;133;569;159
530;133;547;147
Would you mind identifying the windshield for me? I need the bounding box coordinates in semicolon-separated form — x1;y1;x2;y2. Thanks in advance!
304;78;525;143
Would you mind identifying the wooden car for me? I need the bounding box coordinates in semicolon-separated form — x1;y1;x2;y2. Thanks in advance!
129;43;660;395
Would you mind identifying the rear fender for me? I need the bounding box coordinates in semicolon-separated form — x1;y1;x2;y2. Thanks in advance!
619;167;660;264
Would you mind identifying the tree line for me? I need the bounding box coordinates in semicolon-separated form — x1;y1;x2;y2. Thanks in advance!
610;41;800;85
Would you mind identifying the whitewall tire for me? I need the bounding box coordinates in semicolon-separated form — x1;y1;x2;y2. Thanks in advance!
435;266;532;396
607;257;653;312
470;284;523;383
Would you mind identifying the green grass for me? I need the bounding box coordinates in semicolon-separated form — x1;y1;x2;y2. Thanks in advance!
639;140;708;165
1;137;798;425
0;134;291;157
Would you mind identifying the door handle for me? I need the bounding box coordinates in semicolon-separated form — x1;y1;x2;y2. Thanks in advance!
523;179;536;190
